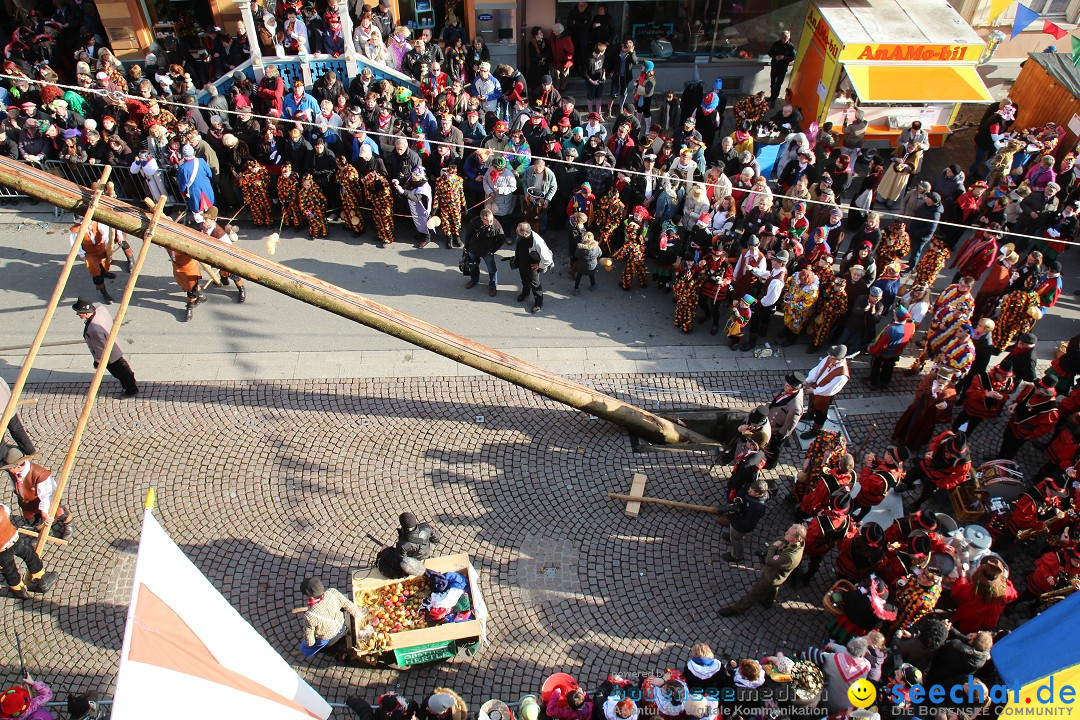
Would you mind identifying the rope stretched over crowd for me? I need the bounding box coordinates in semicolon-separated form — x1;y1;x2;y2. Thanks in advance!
6;71;1080;251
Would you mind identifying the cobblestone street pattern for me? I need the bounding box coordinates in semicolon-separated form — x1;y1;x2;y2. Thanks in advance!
0;368;1046;713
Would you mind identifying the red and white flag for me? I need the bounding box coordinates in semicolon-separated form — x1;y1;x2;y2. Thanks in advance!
112;509;332;720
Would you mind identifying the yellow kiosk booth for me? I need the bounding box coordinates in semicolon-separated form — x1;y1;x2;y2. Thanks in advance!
789;0;994;148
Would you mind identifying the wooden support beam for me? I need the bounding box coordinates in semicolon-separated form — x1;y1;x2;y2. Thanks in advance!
17;528;69;546
36;196;167;556
0;167;112;462
624;473;647;517
607;493;718;514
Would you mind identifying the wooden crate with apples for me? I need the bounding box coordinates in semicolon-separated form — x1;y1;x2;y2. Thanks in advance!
350;553;488;668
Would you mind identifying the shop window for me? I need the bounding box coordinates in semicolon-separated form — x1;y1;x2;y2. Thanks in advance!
558;0;804;61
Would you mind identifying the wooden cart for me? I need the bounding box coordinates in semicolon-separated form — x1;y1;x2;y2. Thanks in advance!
350;552;488;669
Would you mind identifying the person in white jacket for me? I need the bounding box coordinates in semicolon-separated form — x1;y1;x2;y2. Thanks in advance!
513;222;552;314
801;344;851;439
131;150;167;202
483;157;517;218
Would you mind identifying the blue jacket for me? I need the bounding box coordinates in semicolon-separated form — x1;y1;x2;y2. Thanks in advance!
282;91;320;120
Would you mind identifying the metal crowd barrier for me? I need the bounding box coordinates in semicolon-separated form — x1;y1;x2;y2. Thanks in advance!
42;160;183;208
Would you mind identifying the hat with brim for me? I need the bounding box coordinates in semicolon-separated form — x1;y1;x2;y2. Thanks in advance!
828;344;847;358
427;693;457;715
785;372;805;387
72;296;95;313
479;699;512;720
1;447;28;471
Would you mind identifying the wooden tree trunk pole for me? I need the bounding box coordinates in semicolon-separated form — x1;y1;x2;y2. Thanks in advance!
607;493;718;514
35;196;167;556
0;158;711;447
0;167;112;455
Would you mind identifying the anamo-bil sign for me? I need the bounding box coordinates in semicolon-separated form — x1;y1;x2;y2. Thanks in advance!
842;43;983;62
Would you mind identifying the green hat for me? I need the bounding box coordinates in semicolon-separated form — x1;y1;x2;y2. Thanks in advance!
492;157;507;169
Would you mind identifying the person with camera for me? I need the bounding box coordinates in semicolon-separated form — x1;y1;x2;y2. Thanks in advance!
718;478;769;564
719;523;806;615
463;208;507;297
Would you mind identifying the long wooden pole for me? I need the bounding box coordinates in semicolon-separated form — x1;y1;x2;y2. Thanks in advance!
607;493;718;514
35;196;167;556
0;167;111;452
0;157;711;447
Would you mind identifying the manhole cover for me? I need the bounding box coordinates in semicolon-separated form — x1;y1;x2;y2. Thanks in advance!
542;565;558;578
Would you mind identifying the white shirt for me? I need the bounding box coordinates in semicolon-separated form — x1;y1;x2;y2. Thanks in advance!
806;357;849;398
760;269;787;307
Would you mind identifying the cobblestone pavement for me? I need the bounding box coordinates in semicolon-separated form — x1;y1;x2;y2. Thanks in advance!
0;366;1051;714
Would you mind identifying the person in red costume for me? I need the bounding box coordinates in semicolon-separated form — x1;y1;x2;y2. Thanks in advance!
853;445;909;521
952;359;1016;435
904;430;972;508
992;476;1068;548
798;493;857;585
799;453;855;519
949;556;1016;632
999;375;1060;459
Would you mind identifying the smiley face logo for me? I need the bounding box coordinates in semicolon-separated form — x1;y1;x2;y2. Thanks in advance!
847;678;877;709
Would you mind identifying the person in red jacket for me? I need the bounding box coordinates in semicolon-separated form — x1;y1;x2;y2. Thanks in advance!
1018;546;1080;615
834;522;887;583
953;359;1016;435
1000;375;1060;459
853;445;910;521
892;366;958;450
256;65;285;116
949;223;1000;285
799;453;855;519
905;430;972;508
992;476;1068;548
1039;412;1080;480
883;509;941;546
798;493;856;585
949;556;1016;632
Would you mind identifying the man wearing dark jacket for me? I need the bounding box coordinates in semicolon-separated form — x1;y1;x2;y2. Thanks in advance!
720;479;769;563
926;629;993;688
720;523;806;615
907;192;943;268
931;165;965;208
396;512;441;560
463;208;506;295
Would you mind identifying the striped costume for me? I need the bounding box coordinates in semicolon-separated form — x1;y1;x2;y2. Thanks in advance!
992;288;1041;350
361;170;395;245
336;163;365;235
809;285;847;348
673;264;702;333
794;430;846;502
277;172;303;229
936;330;976;377
298;181;328;238
433;173;466;240
237;164;273;227
592;190;625;252
912;237;950;289
614;220;648;289
888;576;942;634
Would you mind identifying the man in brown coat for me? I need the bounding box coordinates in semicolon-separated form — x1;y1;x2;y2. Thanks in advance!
764;372;805;469
73;297;138;397
719;523;806;615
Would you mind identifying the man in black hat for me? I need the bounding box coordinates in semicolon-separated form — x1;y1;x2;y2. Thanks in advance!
720;405;772;465
72;297;138;397
396;512;441;560
801;345;851;439
1000;375;1060;459
852;444;910;521
764;373;805;469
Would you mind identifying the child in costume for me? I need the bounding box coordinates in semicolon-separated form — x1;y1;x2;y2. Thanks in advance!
335;154;365;236
277;161;303;229
725;294;754;348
